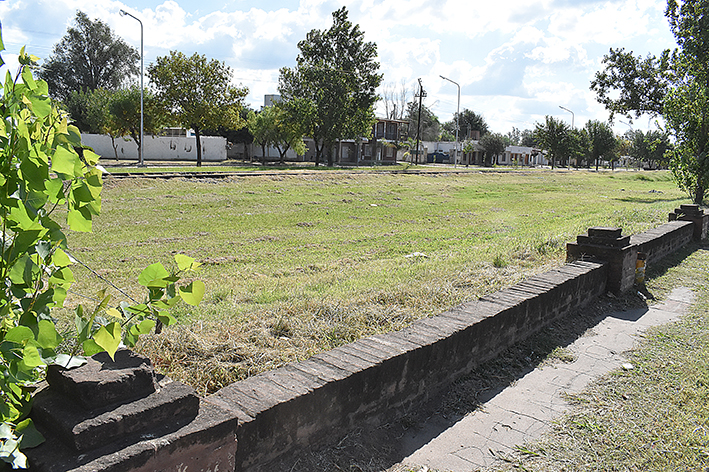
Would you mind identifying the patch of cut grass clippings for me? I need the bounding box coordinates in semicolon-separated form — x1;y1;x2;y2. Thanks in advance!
489;243;709;472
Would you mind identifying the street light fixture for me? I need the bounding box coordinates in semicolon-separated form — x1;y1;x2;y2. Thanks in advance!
559;105;574;129
120;9;144;166
559;105;574;169
440;75;460;168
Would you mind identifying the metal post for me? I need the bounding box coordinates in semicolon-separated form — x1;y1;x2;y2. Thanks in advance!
120;10;144;166
415;79;426;165
559;105;574;169
440;75;460;168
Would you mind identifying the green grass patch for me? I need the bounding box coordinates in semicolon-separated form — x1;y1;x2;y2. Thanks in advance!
58;169;688;395
492;243;709;471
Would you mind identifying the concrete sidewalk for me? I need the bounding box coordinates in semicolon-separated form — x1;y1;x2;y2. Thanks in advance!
397;287;694;472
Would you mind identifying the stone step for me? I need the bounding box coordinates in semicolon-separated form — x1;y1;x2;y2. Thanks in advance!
46;349;156;410
32;376;199;453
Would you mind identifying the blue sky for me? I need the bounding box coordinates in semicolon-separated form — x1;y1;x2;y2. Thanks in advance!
1;0;677;135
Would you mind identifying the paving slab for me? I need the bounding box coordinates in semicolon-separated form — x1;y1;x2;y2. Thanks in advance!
399;287;693;471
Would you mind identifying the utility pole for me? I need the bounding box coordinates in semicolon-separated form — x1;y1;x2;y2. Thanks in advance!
415;78;426;165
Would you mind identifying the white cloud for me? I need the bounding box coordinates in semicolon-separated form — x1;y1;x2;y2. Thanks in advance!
0;0;677;135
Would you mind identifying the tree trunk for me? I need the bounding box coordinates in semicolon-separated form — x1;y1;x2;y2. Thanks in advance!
261;144;266;166
327;142;334;167
110;136;119;160
315;140;323;167
195;127;202;167
695;184;705;204
130;130;141;163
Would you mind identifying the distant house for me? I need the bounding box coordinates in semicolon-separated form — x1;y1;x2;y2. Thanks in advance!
459;143;546;167
299;117;407;165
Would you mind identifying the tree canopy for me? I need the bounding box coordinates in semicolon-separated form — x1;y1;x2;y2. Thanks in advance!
534;116;571;169
591;0;709;203
148;51;248;166
458;109;490;139
585;120;618;170
108;86;164;160
627;129;672;168
278;7;382;166
405;102;441;142
39;11;139;101
480;133;507;166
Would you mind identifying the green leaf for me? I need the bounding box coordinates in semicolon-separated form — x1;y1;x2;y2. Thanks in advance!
21;66;36;90
66;125;82;146
3;326;34;344
29;93;51;119
67;207;93;232
130;319;155;336
16;418;44;449
49;267;75;285
82;339;103;357
50;145;79;176
52;247;73;267
138;263;171;287
8;255;40;286
175;253;198;271
45;178;65;204
19;344;43;370
157;312;177;327
178;280;206;306
92;322;121;360
36;320;62;350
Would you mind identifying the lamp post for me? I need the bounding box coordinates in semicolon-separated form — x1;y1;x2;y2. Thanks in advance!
440;75;460;168
120;9;144;166
559;105;574;169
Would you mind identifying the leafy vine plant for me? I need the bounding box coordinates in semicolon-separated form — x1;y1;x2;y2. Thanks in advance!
0;29;204;468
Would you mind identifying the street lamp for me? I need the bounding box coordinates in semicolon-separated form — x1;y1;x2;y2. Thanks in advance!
559;105;574;129
559;105;574;169
440;75;460;168
120;9;144;166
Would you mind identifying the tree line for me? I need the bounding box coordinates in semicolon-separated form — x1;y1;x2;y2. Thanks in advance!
40;8;381;167
38;2;709;202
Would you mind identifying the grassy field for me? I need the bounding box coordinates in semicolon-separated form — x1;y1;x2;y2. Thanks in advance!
488;242;709;472
60;168;687;394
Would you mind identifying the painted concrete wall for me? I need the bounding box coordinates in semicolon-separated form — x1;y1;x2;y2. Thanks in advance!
81;134;228;162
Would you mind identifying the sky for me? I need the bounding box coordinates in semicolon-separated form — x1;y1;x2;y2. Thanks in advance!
0;0;677;136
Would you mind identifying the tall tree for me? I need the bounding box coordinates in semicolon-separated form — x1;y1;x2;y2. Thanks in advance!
506;127;521;145
585;120;617;170
534;116;570;169
62;88;112;135
452;109;489;140
148;51;248;166
247;109;276;165
381;80;409;120
520;129;536;147
39;11;138;101
404;102;441;141
108;86;164;160
480;133;507;166
590;0;709;203
628;129;672;168
279;7;382;166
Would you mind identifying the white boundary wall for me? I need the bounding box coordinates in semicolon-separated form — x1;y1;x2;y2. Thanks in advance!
81;134;227;162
